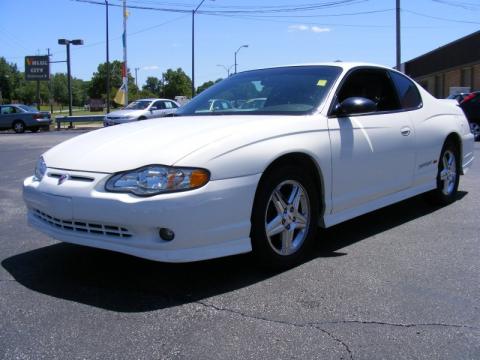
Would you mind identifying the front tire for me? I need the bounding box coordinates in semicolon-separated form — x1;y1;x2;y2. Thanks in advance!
426;141;460;205
251;165;319;269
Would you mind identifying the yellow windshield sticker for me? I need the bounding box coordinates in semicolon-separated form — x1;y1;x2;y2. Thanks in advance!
317;79;327;87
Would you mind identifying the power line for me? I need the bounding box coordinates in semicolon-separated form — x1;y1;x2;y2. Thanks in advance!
403;8;480;25
431;0;480;11
71;0;369;15
69;14;188;52
202;12;446;29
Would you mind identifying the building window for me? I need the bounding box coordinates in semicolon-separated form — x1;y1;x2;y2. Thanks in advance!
435;75;444;98
461;67;472;87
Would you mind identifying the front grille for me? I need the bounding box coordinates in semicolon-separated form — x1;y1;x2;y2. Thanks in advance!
48;173;94;182
33;209;132;238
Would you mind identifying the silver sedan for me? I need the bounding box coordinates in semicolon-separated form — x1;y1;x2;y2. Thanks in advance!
104;98;180;126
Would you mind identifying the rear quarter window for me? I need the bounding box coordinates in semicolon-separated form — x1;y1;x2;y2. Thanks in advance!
390;71;422;110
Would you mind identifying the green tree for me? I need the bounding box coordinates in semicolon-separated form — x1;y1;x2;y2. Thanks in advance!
162;68;192;99
51;73;68;104
143;76;161;95
196;78;223;94
0;57;21;103
88;60;138;103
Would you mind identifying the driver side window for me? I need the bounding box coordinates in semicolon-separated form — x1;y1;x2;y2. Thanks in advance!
337;69;401;113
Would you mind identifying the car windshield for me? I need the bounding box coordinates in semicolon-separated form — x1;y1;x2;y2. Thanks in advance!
177;66;342;116
17;105;38;113
125;100;151;110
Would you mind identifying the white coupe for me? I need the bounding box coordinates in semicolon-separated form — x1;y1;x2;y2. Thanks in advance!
23;63;475;268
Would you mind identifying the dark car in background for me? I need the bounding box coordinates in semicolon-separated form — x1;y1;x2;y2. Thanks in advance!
0;104;51;133
459;92;480;141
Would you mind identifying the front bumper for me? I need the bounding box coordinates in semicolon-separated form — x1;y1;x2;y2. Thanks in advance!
104;118;136;126
23;170;260;262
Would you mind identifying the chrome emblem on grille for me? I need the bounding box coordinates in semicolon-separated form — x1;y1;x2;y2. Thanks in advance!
57;174;69;185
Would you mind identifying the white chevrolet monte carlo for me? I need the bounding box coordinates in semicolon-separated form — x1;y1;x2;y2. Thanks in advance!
23;63;475;268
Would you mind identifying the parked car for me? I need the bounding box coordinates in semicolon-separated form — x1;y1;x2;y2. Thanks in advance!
239;97;267;110
104;98;179;126
459;92;480;141
0;104;51;133
23;63;474;268
194;99;233;113
447;93;469;103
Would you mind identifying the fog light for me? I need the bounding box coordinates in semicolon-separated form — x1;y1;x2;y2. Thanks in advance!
159;228;175;241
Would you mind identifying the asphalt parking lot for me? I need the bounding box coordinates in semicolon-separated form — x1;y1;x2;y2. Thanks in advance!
0;130;479;360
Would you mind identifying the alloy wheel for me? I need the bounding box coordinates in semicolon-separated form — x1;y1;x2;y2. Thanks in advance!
439;149;457;196
264;180;310;256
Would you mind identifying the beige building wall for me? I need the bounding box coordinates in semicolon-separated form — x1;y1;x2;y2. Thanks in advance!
413;62;480;98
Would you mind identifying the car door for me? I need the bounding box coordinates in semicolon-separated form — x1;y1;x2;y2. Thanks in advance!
327;68;416;213
166;101;179;115
150;100;167;118
0;106;6;128
0;106;18;128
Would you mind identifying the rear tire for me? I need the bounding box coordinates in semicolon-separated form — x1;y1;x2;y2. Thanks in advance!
12;121;25;133
426;141;460;205
469;121;480;141
251;165;319;269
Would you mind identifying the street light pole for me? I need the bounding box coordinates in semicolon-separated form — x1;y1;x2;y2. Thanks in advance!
105;0;110;114
216;64;234;77
191;0;209;98
66;42;72;116
58;39;84;121
234;44;248;74
135;67;140;87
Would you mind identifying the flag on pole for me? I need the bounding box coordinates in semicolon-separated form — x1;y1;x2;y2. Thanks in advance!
114;82;127;106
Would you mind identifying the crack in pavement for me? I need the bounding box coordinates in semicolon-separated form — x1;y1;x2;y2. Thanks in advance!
195;301;353;360
195;301;480;360
315;320;480;331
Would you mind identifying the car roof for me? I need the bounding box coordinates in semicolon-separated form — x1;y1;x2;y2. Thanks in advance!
134;98;177;102
249;62;394;72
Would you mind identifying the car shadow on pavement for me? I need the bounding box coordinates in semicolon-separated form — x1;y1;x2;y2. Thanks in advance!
2;192;467;313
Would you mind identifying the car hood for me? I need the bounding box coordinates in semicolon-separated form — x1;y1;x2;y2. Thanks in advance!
44;115;313;173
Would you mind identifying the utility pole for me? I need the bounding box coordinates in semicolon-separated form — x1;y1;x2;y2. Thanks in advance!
191;0;208;98
122;0;128;106
105;0;110;114
36;80;40;111
47;48;53;114
396;0;401;71
135;67;139;87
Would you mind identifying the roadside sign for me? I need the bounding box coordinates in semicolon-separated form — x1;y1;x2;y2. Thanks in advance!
25;56;50;81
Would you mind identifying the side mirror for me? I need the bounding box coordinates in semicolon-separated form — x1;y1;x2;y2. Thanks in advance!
334;97;377;116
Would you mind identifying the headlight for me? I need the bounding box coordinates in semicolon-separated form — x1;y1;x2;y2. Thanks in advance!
34;156;47;181
105;165;210;196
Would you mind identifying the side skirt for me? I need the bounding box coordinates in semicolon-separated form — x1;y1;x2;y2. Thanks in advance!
321;182;436;228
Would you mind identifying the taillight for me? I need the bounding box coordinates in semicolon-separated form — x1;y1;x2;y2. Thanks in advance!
460;93;475;104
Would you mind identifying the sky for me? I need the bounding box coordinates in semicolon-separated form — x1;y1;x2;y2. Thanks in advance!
1;0;479;89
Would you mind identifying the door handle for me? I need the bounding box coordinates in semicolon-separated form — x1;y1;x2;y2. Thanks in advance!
401;127;411;136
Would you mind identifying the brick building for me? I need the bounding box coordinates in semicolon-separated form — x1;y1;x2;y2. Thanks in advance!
402;30;480;98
